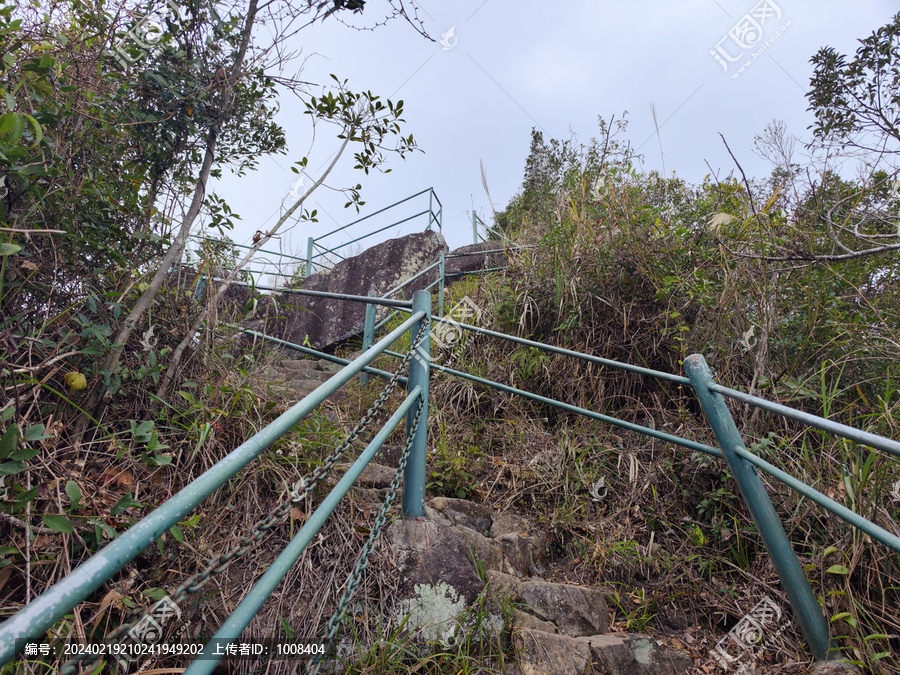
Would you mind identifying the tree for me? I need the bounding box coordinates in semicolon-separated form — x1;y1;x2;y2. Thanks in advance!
717;14;900;263
76;0;428;418
808;12;900;156
156;79;418;396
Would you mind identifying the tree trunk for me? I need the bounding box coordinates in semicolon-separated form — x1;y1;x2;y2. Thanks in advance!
79;0;259;431
155;135;350;398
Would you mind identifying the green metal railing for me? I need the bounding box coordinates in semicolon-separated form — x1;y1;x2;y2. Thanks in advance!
305;187;442;277
368;304;899;665
0;291;433;673
367;245;514;338
5;263;899;671
472;212;488;244
184;235;307;288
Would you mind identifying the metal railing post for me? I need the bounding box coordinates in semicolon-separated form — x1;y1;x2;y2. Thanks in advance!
684;354;834;663
438;252;445;317
305;236;314;278
473;211;478;244
361;293;377;385
427;190;434;231
402;290;431;518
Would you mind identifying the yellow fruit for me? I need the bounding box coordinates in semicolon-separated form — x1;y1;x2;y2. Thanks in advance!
64;372;87;391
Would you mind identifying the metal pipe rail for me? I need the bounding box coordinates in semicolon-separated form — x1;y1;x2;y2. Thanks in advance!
241;328;407;386
0;300;432;668
366;303;899;666
380;349;722;459
305;188;442;277
190;235;308;263
310;209;432;262
710;383;900;460
212;278;413;309
183;387;423;675
315;187;440;241
391;310;691;386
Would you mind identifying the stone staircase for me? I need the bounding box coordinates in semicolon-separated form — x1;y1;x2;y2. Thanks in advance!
335;451;694;675
245;353;695;673
248;356;344;404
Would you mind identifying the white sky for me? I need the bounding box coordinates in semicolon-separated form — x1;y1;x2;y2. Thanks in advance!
207;0;899;271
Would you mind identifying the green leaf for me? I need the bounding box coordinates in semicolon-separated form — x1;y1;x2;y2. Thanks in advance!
0;425;19;460
826;564;851;575
0;112;14;136
169;525;184;543
0;460;27;476
20;113;42;147
3;113;24;145
15;487;38;504
143;587;167;601
151;453;172;466
87;517;118;540
24;424;48;441
110;492;141;516
43;515;74;533
0;242;22;256
9;446;39;461
65;481;82;509
180;514;201;528
133;420;154;438
831;612;858;627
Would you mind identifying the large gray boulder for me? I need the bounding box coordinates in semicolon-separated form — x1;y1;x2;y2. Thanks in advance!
444;241;507;282
245;230;448;349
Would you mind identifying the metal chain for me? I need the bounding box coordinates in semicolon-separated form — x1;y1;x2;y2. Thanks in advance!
307;396;425;675
59;319;429;675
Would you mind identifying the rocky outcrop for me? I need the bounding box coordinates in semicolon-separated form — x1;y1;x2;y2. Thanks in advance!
386;517;503;646
444;241;507;281
379;498;692;675
489;570;609;637
245;230;448;349
512;631;693;675
247;356;343;403
425;497;548;577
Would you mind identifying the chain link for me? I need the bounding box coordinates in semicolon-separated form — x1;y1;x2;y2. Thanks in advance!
59;317;429;675
307;395;425;675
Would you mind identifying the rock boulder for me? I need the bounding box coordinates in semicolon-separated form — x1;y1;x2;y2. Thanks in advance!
245;230;448;349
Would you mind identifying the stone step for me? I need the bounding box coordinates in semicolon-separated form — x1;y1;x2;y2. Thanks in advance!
381;500;694;675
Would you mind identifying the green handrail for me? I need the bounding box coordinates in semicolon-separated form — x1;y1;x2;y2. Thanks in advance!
182;386;423;675
305;188;442;278
0;301;430;667
709;382;900;459
190;235;308;263
685;355;833;661
364;303;900;667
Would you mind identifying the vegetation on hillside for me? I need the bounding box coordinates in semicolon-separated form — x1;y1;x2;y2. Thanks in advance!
416;14;900;673
0;0;429;671
1;4;898;675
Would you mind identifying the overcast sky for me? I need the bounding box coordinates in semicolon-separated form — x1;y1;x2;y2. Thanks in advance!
206;0;899;276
